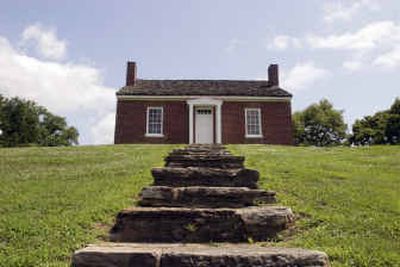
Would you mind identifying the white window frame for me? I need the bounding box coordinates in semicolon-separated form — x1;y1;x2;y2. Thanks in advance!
245;108;263;138
145;106;164;137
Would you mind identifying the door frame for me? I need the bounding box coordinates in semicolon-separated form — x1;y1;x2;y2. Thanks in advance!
194;106;214;144
187;98;223;144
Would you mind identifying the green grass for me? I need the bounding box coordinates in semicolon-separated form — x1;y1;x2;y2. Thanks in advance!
0;145;399;266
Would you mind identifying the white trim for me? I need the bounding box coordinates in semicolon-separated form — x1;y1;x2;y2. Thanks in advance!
188;104;194;144
145;133;164;137
146;106;163;137
245;108;263;138
118;95;291;102
245;134;263;138
187;98;223;106
215;104;222;144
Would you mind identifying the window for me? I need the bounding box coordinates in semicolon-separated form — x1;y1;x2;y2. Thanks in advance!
245;108;262;137
146;107;163;136
196;108;212;115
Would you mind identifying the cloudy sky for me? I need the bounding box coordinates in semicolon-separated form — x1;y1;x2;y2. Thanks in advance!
0;0;399;144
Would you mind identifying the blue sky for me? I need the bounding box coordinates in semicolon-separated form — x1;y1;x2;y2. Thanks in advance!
0;0;399;144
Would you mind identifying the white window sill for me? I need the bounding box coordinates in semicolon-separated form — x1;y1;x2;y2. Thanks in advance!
245;135;263;138
145;133;164;138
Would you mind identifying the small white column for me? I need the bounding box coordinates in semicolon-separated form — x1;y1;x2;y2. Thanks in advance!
216;103;222;144
188;103;194;144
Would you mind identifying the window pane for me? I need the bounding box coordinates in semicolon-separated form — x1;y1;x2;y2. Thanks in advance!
148;108;162;134
246;109;261;135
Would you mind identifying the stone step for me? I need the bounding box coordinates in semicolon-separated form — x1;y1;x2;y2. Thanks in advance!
169;144;228;152
165;154;244;168
109;206;294;243
138;186;276;208
152;167;259;188
169;145;229;156
72;243;330;267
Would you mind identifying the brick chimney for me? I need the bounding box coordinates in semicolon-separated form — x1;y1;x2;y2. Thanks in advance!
126;61;137;86
268;64;279;86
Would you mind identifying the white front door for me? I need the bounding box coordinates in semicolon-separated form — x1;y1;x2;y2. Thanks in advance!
195;107;214;144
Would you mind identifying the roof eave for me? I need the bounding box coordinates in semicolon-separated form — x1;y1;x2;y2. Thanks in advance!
116;95;292;102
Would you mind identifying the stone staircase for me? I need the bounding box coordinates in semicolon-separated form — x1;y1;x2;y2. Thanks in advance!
72;145;330;266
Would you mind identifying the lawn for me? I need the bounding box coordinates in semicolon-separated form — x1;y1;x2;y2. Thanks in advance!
0;145;399;266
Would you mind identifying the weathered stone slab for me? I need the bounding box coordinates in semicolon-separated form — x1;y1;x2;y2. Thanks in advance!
71;246;157;267
138;186;276;208
165;157;244;168
109;206;294;243
152;167;259;188
169;145;228;156
164;145;245;168
72;243;330;267
165;154;244;168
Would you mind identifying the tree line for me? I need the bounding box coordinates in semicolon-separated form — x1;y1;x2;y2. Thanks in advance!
293;98;400;146
0;94;78;147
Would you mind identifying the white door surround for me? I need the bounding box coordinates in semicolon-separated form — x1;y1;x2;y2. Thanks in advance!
187;98;223;144
195;107;213;144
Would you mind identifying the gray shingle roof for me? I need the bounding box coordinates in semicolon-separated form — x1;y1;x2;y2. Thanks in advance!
117;80;292;97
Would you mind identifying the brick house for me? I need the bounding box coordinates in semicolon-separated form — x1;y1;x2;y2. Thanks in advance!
114;62;293;145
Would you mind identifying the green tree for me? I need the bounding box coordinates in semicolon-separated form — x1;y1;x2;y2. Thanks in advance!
351;112;389;145
293;99;347;146
0;94;78;147
350;98;400;145
385;98;400;144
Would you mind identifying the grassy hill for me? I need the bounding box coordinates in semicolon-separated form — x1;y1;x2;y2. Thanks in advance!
0;144;399;266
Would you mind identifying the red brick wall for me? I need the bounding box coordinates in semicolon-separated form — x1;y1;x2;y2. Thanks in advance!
114;100;292;145
221;101;292;145
114;100;188;144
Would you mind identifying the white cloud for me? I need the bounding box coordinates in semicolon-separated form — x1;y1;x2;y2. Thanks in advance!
282;62;330;91
373;46;400;68
224;38;244;53
306;20;400;71
266;21;400;73
342;60;363;71
323;0;379;23
268;35;302;50
20;24;67;60
307;21;399;51
90;112;116;145
0;28;115;145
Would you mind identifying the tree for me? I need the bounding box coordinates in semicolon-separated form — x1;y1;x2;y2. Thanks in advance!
0;94;78;147
385;98;400;144
293;99;347;146
350;98;400;145
351;112;388;145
